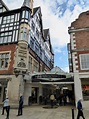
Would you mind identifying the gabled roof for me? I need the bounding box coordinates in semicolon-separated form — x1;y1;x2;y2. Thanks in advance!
33;7;40;15
51;66;65;73
30;66;73;84
43;29;49;40
0;0;9;11
51;66;72;78
32;7;53;54
23;0;30;8
43;29;54;54
33;6;44;39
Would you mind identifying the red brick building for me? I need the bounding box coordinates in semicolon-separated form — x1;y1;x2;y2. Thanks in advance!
0;0;54;105
68;11;89;107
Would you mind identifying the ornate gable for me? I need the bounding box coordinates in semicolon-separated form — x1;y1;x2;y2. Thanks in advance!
0;0;9;13
44;29;52;52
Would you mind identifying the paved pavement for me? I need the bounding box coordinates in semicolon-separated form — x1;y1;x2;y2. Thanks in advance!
0;105;89;119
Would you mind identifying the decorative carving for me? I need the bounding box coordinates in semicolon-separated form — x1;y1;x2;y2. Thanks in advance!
17;61;26;68
14;68;20;77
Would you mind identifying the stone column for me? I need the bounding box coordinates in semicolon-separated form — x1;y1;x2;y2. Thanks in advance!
19;75;25;96
24;82;32;105
74;72;82;106
7;75;21;104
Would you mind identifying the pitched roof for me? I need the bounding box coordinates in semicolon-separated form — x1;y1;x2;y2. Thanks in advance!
0;0;9;11
51;66;72;79
43;29;49;40
23;0;30;8
33;7;40;15
51;66;65;73
31;66;73;83
43;29;54;54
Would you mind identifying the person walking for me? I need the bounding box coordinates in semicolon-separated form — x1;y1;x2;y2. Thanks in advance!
2;101;6;115
2;96;10;119
17;94;24;116
63;95;66;106
77;99;85;119
50;93;55;108
59;93;63;106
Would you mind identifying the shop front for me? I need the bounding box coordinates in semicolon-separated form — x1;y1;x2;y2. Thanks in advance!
81;78;89;101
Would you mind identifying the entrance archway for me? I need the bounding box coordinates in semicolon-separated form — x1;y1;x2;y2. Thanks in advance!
31;71;74;105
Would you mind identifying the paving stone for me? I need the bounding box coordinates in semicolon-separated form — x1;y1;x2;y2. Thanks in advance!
0;105;89;119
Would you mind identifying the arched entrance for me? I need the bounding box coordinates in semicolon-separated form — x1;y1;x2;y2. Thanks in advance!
23;66;74;106
31;72;74;105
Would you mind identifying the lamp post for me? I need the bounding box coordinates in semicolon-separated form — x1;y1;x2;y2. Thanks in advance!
72;108;74;119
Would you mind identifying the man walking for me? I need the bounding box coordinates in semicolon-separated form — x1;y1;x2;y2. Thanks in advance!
77;99;85;119
17;94;24;116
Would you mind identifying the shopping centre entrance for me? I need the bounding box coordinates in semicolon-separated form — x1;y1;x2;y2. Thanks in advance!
30;66;74;105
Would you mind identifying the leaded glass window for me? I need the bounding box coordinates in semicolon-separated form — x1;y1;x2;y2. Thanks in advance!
21;10;30;23
33;60;39;72
28;57;32;71
0;53;9;69
19;27;28;41
0;13;19;44
80;54;89;70
23;28;27;39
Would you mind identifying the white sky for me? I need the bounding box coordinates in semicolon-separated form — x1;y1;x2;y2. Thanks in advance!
4;0;86;48
3;0;89;72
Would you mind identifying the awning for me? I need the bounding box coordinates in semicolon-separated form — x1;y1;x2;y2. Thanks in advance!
38;82;74;85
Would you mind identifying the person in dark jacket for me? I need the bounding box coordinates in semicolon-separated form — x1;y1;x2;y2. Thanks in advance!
17;94;24;116
77;99;85;119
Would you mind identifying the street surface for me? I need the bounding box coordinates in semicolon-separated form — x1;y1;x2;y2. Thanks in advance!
0;105;89;119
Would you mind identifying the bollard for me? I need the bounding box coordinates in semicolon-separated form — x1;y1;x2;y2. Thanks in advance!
72;108;74;119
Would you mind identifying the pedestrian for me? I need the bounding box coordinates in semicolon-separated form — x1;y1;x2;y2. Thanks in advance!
50;93;55;108
17;94;24;116
59;94;63;106
44;96;47;105
2;96;10;119
2;101;6;115
77;99;85;119
63;94;67;106
39;95;42;104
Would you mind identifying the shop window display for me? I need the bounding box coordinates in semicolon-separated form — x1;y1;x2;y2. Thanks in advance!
82;85;89;100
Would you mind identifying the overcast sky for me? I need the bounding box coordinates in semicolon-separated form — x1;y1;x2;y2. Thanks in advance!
4;0;89;72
